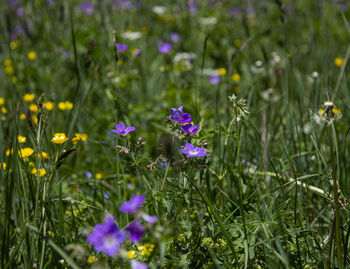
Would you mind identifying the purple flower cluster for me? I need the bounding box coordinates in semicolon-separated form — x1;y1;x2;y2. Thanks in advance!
168;106;207;158
87;195;157;268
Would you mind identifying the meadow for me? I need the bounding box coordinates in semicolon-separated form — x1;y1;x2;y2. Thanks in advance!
1;0;350;268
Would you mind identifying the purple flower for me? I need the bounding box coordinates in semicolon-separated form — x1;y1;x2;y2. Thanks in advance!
79;2;95;15
131;260;148;269
208;75;220;85
85;171;92;178
188;0;197;14
126;221;145;242
181;143;206;157
169;106;192;124
181;124;199;134
132;48;141;56
158;42;172;54
112;123;136;135
120;195;146;213
170;33;180;43
87;215;126;256
16;7;24;16
142;214;158;224
116;43;128;52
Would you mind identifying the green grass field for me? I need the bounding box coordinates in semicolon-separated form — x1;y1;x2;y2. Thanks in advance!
1;0;350;268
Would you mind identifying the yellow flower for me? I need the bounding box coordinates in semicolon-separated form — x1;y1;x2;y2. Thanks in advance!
95;173;103;179
217;68;227;76
334;57;345;67
4;59;12;67
58;101;73;110
137;243;155;256
10;40;20;50
51;133;69;144
12;76;18;84
31;168;46;177
23;93;35;102
127;250;136;259
72;133;88;144
232;73;241;82
29;104;38;112
1;107;7;114
28;51;37;61
32;115;38;125
6;148;13;156
19;113;26;120
38;152;50;160
0;98;4;105
4;66;14;74
19;148;34;158
47;231;55;238
0;162;6;170
43;101;54;111
18;135;27;143
87;256;98;264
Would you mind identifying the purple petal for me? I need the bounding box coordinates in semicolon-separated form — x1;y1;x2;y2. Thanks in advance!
185;143;195;151
131;260;148;269
126;221;145;242
180;149;189;154
116;123;126;131
126;126;136;133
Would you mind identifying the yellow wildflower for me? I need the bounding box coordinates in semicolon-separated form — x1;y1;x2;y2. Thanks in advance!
47;231;55;238
31;168;46;177
10;40;20;50
4;59;12;67
19;148;34;158
137;243;155;256
23;93;35;102
232;73;241;82
51;133;69;144
38;152;50;160
27;51;36;61
72;133;88;144
334;57;344;67
18;135;27;143
19;113;26;120
43;101;54;111
32;115;38;125
0;162;6;170
217;68;227;76
87;256;98;264
58;101;73;110
0;98;4;105
29;104;38;112
1;107;7;114
6;148;13;156
4;66;14;74
127;250;136;259
95;173;103;179
12;76;18;84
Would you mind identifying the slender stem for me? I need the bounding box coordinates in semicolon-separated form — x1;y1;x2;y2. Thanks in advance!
328;126;342;269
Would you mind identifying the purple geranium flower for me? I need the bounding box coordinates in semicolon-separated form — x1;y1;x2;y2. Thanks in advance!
181;143;207;157
116;43;128;52
87;215;126;257
132;48;141;56
126;221;145;242
79;2;95;15
112;123;136;135
170;33;180;43
181;124;199;134
131;260;148;269
158;42;172;54
208;75;220;85
169;106;192;124
120;195;146;213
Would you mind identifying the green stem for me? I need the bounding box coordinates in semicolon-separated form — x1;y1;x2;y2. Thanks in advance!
328;126;342;269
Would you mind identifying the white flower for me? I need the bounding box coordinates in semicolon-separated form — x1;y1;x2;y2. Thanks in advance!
121;31;142;40
202;68;219;76
152;6;166;15
173;52;196;64
199;17;218;26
